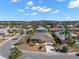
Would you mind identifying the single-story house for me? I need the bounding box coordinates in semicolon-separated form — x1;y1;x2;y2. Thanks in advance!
0;28;9;36
36;26;48;32
49;27;79;32
69;28;79;31
0;32;5;36
67;25;74;28
27;28;33;32
55;31;77;43
27;25;32;28
49;28;62;32
30;32;55;43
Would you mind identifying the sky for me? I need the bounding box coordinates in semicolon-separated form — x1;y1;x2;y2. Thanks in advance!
0;0;79;21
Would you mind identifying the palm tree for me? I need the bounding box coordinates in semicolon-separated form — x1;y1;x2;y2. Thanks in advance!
8;47;22;59
63;24;74;46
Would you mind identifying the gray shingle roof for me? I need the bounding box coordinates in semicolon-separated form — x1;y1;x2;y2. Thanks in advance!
36;26;48;32
31;33;54;43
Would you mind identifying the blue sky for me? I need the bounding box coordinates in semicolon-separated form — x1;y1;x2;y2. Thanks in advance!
0;0;79;21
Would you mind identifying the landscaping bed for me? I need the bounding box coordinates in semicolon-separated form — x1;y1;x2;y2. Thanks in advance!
17;43;45;52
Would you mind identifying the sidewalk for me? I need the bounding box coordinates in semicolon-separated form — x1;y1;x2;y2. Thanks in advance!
0;33;20;59
0;55;7;59
0;33;20;47
68;52;79;55
21;49;79;55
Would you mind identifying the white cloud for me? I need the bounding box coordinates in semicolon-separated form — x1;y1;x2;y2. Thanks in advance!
51;9;60;14
10;0;18;3
27;1;34;6
68;0;79;8
54;10;60;14
31;6;40;10
31;6;52;13
38;7;52;13
31;12;37;16
17;9;24;13
25;7;29;9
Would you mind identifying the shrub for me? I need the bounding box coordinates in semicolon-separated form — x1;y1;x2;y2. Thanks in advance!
61;46;68;53
8;47;22;59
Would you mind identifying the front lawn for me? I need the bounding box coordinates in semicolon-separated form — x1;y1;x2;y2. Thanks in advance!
71;45;79;52
17;43;45;52
15;36;46;52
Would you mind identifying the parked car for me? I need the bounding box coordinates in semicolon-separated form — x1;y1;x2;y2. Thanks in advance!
76;53;79;56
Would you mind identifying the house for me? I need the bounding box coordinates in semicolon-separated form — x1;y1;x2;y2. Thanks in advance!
36;26;48;32
30;32;54;43
0;32;5;36
49;28;62;32
30;26;55;43
55;31;77;43
67;25;74;28
69;28;79;31
27;25;32;28
0;28;9;36
55;31;65;43
27;28;33;32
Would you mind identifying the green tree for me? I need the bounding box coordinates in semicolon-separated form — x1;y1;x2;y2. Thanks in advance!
8;47;22;59
63;25;74;46
61;46;68;53
7;29;13;35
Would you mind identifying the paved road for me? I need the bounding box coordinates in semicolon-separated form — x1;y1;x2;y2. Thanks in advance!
20;52;79;59
0;34;79;59
0;34;21;58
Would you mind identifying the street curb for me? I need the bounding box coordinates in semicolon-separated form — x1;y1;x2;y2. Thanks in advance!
0;34;19;47
21;49;79;55
0;34;20;59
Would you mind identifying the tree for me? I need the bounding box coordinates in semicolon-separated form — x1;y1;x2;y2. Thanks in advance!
63;24;74;46
8;47;22;59
7;29;13;35
61;46;68;53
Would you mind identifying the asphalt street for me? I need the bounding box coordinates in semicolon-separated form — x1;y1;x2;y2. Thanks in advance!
20;52;79;59
0;34;21;58
0;34;79;59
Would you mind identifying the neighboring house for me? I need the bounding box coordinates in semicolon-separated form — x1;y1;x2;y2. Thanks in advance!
27;28;33;32
0;32;5;36
55;31;65;43
0;28;9;36
30;26;55;43
69;28;79;31
0;25;7;29
36;26;48;32
49;27;79;32
27;25;32;28
55;31;77;43
49;28;62;32
67;25;74;28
